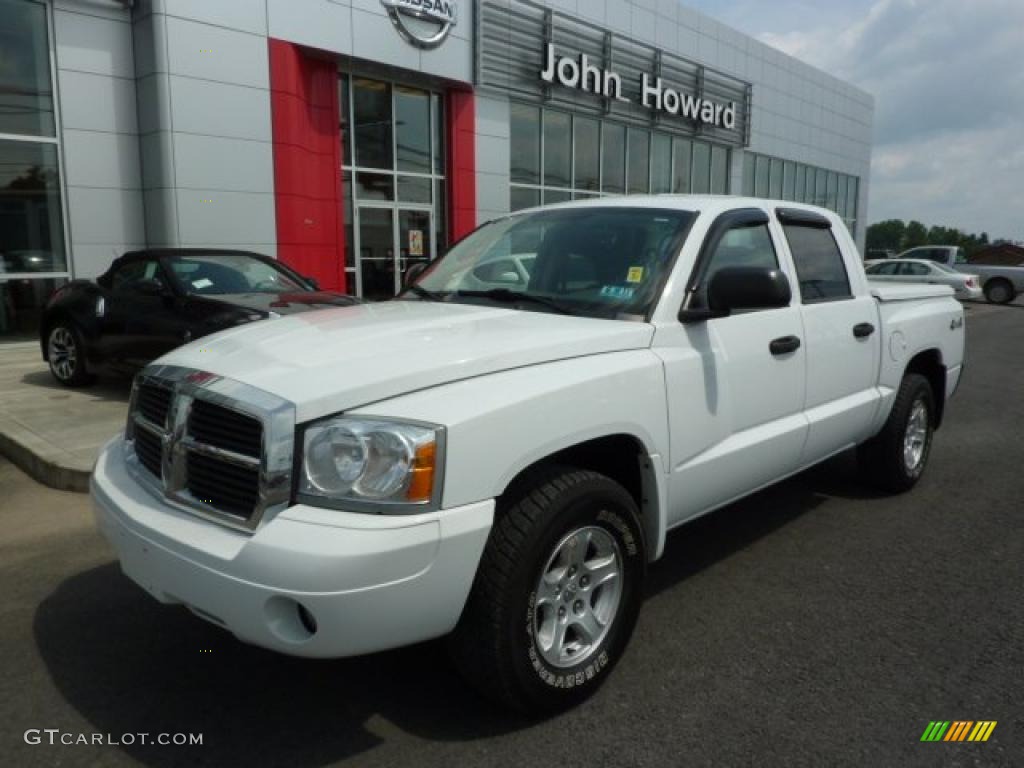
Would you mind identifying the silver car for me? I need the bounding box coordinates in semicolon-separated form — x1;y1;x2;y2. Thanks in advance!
865;258;983;301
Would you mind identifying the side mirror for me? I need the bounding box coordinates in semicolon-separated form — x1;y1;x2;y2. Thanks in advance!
133;277;168;297
680;266;791;323
305;276;320;291
404;262;429;288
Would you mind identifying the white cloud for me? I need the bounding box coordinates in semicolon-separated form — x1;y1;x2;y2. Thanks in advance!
689;0;1024;239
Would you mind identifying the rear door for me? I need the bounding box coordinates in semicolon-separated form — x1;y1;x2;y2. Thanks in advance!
658;208;808;524
777;209;881;463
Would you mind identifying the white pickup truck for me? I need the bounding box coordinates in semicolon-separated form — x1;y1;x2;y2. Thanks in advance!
92;197;965;713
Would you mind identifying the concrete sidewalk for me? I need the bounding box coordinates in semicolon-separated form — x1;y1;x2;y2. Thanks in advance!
0;342;130;492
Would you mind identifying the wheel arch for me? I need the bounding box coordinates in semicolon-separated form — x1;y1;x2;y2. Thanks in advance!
904;348;947;428
496;432;665;562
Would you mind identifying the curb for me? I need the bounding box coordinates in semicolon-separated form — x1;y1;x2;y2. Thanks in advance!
0;426;91;494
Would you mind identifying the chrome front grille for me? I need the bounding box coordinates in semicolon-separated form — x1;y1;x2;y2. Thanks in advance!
125;366;295;531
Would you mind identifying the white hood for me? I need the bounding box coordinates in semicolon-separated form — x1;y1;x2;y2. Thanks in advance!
159;301;654;421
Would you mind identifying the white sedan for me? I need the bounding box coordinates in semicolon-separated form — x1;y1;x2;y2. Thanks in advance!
865;258;983;301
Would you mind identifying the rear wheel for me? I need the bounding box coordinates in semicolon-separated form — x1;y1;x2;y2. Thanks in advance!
983;278;1015;304
450;466;646;713
858;373;934;492
47;323;94;387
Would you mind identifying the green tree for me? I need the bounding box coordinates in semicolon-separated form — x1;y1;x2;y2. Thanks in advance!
866;219;905;252
903;220;928;249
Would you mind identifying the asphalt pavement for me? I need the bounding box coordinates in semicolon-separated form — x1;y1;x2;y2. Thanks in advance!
0;301;1021;768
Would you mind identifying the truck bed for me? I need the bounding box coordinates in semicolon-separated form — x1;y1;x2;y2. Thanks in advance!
868;282;955;302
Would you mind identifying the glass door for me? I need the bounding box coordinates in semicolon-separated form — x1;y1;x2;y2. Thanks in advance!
356;207;395;301
398;209;432;288
356;206;433;299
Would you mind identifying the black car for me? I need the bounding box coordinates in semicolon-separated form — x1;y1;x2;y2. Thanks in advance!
40;249;359;386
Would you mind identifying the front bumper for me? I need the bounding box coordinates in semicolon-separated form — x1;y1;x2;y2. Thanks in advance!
91;438;494;658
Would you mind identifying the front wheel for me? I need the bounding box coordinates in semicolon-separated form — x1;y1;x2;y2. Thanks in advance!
858;373;935;492
450;466;646;713
47;323;94;387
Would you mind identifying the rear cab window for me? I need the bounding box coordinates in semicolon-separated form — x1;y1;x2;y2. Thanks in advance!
778;215;852;303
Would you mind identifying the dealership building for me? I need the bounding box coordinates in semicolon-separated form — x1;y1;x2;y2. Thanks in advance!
0;0;874;337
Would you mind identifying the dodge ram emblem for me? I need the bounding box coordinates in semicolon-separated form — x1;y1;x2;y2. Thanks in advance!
380;0;457;49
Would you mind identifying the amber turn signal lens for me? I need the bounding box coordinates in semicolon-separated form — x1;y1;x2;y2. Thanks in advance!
405;441;437;502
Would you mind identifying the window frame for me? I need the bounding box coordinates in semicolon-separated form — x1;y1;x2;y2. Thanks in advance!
681;207;788;317
776;208;853;304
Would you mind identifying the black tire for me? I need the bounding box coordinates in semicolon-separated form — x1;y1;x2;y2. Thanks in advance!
857;373;935;493
46;322;94;387
983;278;1015;305
450;465;646;714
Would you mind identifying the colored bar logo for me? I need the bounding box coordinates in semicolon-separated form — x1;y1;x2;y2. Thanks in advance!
920;721;997;742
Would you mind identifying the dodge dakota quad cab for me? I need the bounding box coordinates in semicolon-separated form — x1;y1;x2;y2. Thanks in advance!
92;197;965;713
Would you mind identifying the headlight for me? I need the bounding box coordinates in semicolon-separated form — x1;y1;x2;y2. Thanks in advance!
298;417;443;512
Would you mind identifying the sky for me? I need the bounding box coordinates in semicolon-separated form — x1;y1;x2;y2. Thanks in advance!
685;0;1024;241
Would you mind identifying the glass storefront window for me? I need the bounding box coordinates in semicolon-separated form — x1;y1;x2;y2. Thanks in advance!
395;85;431;174
432;93;445;176
795;164;807;203
353;79;393;169
672;138;691;194
397;175;431;204
543;189;571;205
510;103;541;184
783;161;796;200
710;145;728;194
0;141;66;274
754;155;769;197
339;75;352;167
543;110;571;188
742;153;755;196
691;142;711;194
573;117;600;192
0;0;55;137
769;157;783;198
511;186;539;212
341;74;446;300
627;128;650;194
356;171;394;201
601;123;626;194
651;134;671;194
827;171;839;212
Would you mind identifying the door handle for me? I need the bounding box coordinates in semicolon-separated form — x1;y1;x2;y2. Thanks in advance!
853;322;875;338
769;335;801;356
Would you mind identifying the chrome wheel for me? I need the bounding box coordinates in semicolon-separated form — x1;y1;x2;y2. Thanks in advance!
903;399;929;473
48;327;78;382
533;525;623;668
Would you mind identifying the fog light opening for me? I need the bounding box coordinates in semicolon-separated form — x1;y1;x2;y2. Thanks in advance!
296;603;318;636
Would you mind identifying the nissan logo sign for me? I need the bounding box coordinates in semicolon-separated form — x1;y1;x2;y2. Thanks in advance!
380;0;457;49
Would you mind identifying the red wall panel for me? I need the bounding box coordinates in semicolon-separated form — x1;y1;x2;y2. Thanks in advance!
446;88;476;242
268;39;347;292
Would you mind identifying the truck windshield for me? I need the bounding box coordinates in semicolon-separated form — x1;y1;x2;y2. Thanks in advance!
403;207;695;319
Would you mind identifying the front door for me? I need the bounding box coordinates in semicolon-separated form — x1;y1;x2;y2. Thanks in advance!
657;209;808;526
356;206;433;300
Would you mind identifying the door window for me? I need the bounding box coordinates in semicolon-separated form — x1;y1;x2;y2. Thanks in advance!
898;261;930;277
782;225;852;302
866;261;899;275
691;222;778;310
110;260;159;291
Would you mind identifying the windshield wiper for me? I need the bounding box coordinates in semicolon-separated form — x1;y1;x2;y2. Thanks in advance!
404;284;445;302
454;288;574;315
